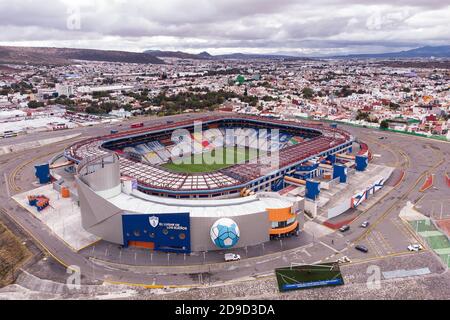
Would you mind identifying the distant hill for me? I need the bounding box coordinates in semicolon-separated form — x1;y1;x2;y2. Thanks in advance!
331;46;450;59
198;51;213;59
213;53;310;60
146;46;450;61
145;50;209;60
145;49;311;61
0;46;164;65
2;45;447;66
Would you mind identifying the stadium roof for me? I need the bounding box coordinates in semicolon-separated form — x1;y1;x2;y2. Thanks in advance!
107;189;297;218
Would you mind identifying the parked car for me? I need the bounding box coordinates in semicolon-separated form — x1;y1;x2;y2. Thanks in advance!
339;225;350;233
408;244;423;252
338;256;352;264
355;245;369;253
224;253;241;262
361;221;370;228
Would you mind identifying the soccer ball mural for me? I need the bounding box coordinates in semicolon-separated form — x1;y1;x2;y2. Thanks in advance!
210;218;240;249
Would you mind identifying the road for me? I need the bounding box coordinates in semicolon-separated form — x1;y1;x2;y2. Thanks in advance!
0;114;449;289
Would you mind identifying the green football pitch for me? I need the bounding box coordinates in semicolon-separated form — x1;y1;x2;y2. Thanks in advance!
162;147;260;173
409;220;450;267
275;263;344;292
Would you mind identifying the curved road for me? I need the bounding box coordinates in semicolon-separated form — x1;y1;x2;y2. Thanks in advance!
0;116;449;288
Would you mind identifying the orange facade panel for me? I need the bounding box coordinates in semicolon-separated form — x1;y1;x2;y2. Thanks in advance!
267;207;295;223
270;221;299;236
128;241;155;250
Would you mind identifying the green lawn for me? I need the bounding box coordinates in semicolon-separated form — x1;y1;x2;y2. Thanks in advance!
425;235;450;250
162;147;259;173
409;220;436;233
409;220;450;267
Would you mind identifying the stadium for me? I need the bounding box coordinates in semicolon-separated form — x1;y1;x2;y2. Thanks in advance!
63;115;355;253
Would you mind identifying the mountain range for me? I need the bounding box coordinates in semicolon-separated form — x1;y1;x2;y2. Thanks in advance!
144;50;311;61
0;46;164;65
145;45;450;60
331;45;450;59
0;45;448;66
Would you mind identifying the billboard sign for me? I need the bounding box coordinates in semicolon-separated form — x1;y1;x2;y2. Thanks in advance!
351;178;385;208
276;263;344;293
122;212;191;253
282;278;344;291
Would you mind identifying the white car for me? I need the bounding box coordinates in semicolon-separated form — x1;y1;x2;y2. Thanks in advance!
361;221;370;228
224;253;241;262
338;256;352;264
408;244;423;252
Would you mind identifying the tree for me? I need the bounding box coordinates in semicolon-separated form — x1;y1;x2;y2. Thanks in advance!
85;106;101;114
302;87;314;99
389;102;401;110
356;110;370;121
28;101;44;109
0;88;10;96
123;104;133;112
380;120;389;130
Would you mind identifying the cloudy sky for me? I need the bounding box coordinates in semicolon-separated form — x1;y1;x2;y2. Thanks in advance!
0;0;449;56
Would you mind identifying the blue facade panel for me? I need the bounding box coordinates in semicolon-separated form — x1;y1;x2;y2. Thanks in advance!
122;213;191;253
306;180;321;201
333;165;348;183
327;154;337;164
35;164;50;184
356;155;369;172
296;163;319;172
271;178;285;192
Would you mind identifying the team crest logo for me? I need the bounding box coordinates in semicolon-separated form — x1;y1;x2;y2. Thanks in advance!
149;216;159;228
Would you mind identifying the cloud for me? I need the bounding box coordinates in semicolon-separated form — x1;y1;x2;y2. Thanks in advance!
0;0;448;55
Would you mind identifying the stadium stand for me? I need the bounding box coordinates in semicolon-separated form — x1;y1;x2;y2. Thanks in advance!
65;115;353;197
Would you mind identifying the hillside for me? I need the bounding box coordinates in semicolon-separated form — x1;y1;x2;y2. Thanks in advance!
0;46;164;65
144;50;208;60
333;46;450;59
145;50;311;61
146;46;450;61
0;221;31;287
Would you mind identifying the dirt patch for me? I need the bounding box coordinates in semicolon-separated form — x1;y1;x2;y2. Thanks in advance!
0;222;31;287
436;219;450;238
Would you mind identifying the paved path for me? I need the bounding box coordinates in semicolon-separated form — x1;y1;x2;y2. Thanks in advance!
0;115;449;288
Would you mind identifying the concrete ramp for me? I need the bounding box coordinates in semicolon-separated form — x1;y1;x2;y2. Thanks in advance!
0;133;81;156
